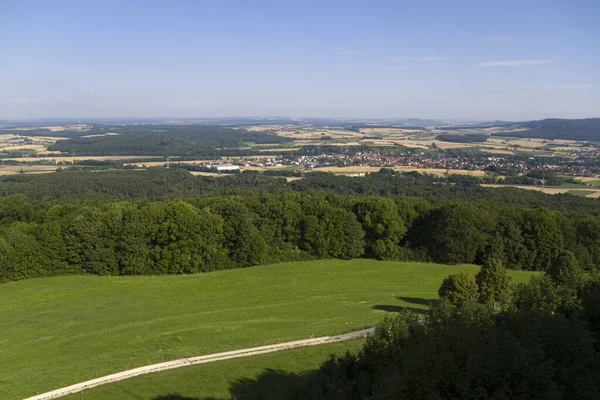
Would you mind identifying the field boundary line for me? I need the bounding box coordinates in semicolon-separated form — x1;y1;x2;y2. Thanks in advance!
24;328;374;400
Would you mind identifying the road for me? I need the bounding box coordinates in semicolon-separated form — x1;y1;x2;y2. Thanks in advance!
24;328;375;400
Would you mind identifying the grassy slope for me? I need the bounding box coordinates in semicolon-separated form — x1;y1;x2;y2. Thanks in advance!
66;339;365;400
0;260;534;399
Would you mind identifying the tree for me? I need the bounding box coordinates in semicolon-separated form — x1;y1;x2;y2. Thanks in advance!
513;275;561;315
547;250;583;288
438;272;479;307
411;203;491;264
521;208;564;270
475;258;513;309
353;198;406;260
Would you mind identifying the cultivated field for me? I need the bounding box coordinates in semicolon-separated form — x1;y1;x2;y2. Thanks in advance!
0;165;58;175
312;166;484;177
482;184;600;198
252;124;596;157
0;260;534;399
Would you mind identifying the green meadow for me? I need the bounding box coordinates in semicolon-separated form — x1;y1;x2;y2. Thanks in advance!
65;339;366;400
0;260;535;399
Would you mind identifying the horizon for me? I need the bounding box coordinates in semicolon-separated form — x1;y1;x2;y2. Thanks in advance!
1;0;599;120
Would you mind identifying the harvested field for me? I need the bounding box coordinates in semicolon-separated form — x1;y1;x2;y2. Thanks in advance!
0;165;57;175
3;155;164;163
188;171;227;177
80;132;121;138
482;184;600;198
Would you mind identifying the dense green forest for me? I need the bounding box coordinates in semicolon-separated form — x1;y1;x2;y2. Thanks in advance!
436;133;488;143
1;184;599;281
1;168;599;214
492;118;600;141
230;262;600;399
46;125;292;156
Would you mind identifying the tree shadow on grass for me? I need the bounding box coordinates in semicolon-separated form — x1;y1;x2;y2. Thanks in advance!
152;369;313;400
228;368;316;400
373;304;413;313
396;296;439;307
373;296;438;314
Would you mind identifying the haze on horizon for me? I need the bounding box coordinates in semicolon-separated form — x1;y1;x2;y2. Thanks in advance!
1;0;599;121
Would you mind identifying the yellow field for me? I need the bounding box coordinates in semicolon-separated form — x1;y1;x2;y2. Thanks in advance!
480;148;515;155
28;135;70;141
359;127;425;135
310;166;482;177
1;144;48;151
257;147;296;152
80;132;121;138
0;165;57;175
124;159;213;167
3;155;164;163
447;169;486;176
482;184;600;198
576;176;600;182
188;171;226;177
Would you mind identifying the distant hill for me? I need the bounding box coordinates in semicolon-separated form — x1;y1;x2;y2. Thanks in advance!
492;118;600;141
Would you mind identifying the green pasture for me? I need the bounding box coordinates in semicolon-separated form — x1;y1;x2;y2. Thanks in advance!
0;260;534;399
66;339;365;400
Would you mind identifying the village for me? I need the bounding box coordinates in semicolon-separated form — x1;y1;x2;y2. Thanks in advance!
229;150;600;177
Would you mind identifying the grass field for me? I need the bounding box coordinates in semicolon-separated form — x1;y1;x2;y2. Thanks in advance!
566;189;597;197
0;260;535;399
65;339;365;399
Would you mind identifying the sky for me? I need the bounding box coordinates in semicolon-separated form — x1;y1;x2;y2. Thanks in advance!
0;0;599;121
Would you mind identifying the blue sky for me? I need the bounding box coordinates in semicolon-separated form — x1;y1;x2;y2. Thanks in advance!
1;0;598;120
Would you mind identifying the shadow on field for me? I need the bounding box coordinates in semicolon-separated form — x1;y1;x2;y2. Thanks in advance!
396;296;438;307
373;296;436;313
153;369;315;400
228;368;315;400
372;304;412;313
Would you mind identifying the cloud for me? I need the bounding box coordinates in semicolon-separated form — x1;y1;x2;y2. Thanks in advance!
474;60;555;67
393;56;447;61
384;65;410;71
485;35;512;41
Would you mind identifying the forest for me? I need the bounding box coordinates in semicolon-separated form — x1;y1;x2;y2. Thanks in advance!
1;183;599;281
491;118;600;141
436;133;488;143
1;168;599;213
46;125;292;156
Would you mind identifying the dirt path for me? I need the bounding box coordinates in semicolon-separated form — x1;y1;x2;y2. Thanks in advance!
24;328;375;400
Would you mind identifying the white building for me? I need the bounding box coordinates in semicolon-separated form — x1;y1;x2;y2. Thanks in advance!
208;164;240;172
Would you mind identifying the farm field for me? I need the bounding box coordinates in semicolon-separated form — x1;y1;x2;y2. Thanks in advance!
65;339;365;400
566;189;597;197
249;124;596;157
3;155;164;163
0;260;534;399
312;165;484;177
482;183;600;198
0;164;57;175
